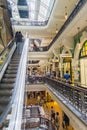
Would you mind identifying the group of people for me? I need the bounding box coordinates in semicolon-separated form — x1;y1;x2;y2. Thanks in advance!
50;106;70;130
46;70;71;84
15;31;23;55
50;106;60;130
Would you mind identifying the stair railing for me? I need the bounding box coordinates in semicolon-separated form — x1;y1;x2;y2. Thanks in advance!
0;39;16;81
8;37;29;130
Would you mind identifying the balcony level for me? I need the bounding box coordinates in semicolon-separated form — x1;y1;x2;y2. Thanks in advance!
26;76;87;130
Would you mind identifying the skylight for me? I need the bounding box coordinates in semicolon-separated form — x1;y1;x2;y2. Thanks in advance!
7;0;55;26
7;0;20;18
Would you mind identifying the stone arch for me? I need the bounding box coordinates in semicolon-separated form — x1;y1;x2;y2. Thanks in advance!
74;31;87;60
62;46;72;56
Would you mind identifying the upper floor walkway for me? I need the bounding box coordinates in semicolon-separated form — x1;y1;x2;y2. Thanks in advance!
26;75;87;130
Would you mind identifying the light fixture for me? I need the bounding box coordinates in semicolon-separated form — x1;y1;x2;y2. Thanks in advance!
65;6;68;20
77;27;81;50
50;33;53;41
55;24;58;34
50;36;52;41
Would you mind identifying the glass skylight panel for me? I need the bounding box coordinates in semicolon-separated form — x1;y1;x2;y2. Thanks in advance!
7;0;20;18
38;16;44;21
29;1;35;11
40;0;49;19
30;13;35;20
40;6;47;16
27;0;36;20
38;0;50;21
41;0;50;7
7;0;55;25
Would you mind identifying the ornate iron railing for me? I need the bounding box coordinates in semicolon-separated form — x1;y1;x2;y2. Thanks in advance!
27;76;44;84
44;77;87;125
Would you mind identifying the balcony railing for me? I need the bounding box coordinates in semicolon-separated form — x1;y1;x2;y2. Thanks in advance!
27;76;44;85
29;46;48;52
11;19;48;26
44;77;87;125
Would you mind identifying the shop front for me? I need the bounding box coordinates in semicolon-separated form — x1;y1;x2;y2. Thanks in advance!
79;40;87;87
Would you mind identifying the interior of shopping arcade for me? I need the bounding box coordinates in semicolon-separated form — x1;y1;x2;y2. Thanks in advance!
0;0;87;130
24;88;74;130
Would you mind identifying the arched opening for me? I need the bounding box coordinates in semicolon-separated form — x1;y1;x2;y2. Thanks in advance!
79;40;87;87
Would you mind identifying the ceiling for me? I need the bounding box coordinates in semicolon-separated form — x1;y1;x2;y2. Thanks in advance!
7;0;87;67
7;0;55;23
8;0;80;45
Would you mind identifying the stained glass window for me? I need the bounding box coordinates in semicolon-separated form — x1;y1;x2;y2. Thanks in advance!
80;41;87;57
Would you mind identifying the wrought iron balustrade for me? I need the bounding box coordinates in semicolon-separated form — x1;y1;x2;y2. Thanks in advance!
44;77;87;124
29;46;48;52
27;76;44;84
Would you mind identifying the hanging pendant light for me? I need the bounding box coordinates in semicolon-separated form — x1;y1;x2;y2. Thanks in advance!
65;6;68;20
55;24;58;34
56;29;58;34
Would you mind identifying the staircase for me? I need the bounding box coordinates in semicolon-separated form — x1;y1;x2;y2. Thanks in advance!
0;51;20;116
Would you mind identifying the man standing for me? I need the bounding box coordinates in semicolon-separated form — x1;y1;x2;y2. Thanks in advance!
64;70;71;83
15;31;23;55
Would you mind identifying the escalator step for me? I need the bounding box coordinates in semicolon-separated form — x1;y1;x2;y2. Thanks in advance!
5;70;17;74
0;98;10;104
1;78;15;83
4;74;16;78
0;49;20;117
0;83;13;89
0;90;12;96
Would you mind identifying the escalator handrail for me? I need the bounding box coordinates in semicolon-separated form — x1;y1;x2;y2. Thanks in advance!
0;39;16;81
8;37;29;130
0;39;14;56
44;77;87;125
0;42;16;125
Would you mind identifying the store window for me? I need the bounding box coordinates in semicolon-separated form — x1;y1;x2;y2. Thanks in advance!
80;40;87;57
80;40;87;87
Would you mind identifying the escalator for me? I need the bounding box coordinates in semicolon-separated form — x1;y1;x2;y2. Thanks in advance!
0;49;21;125
22;106;56;130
